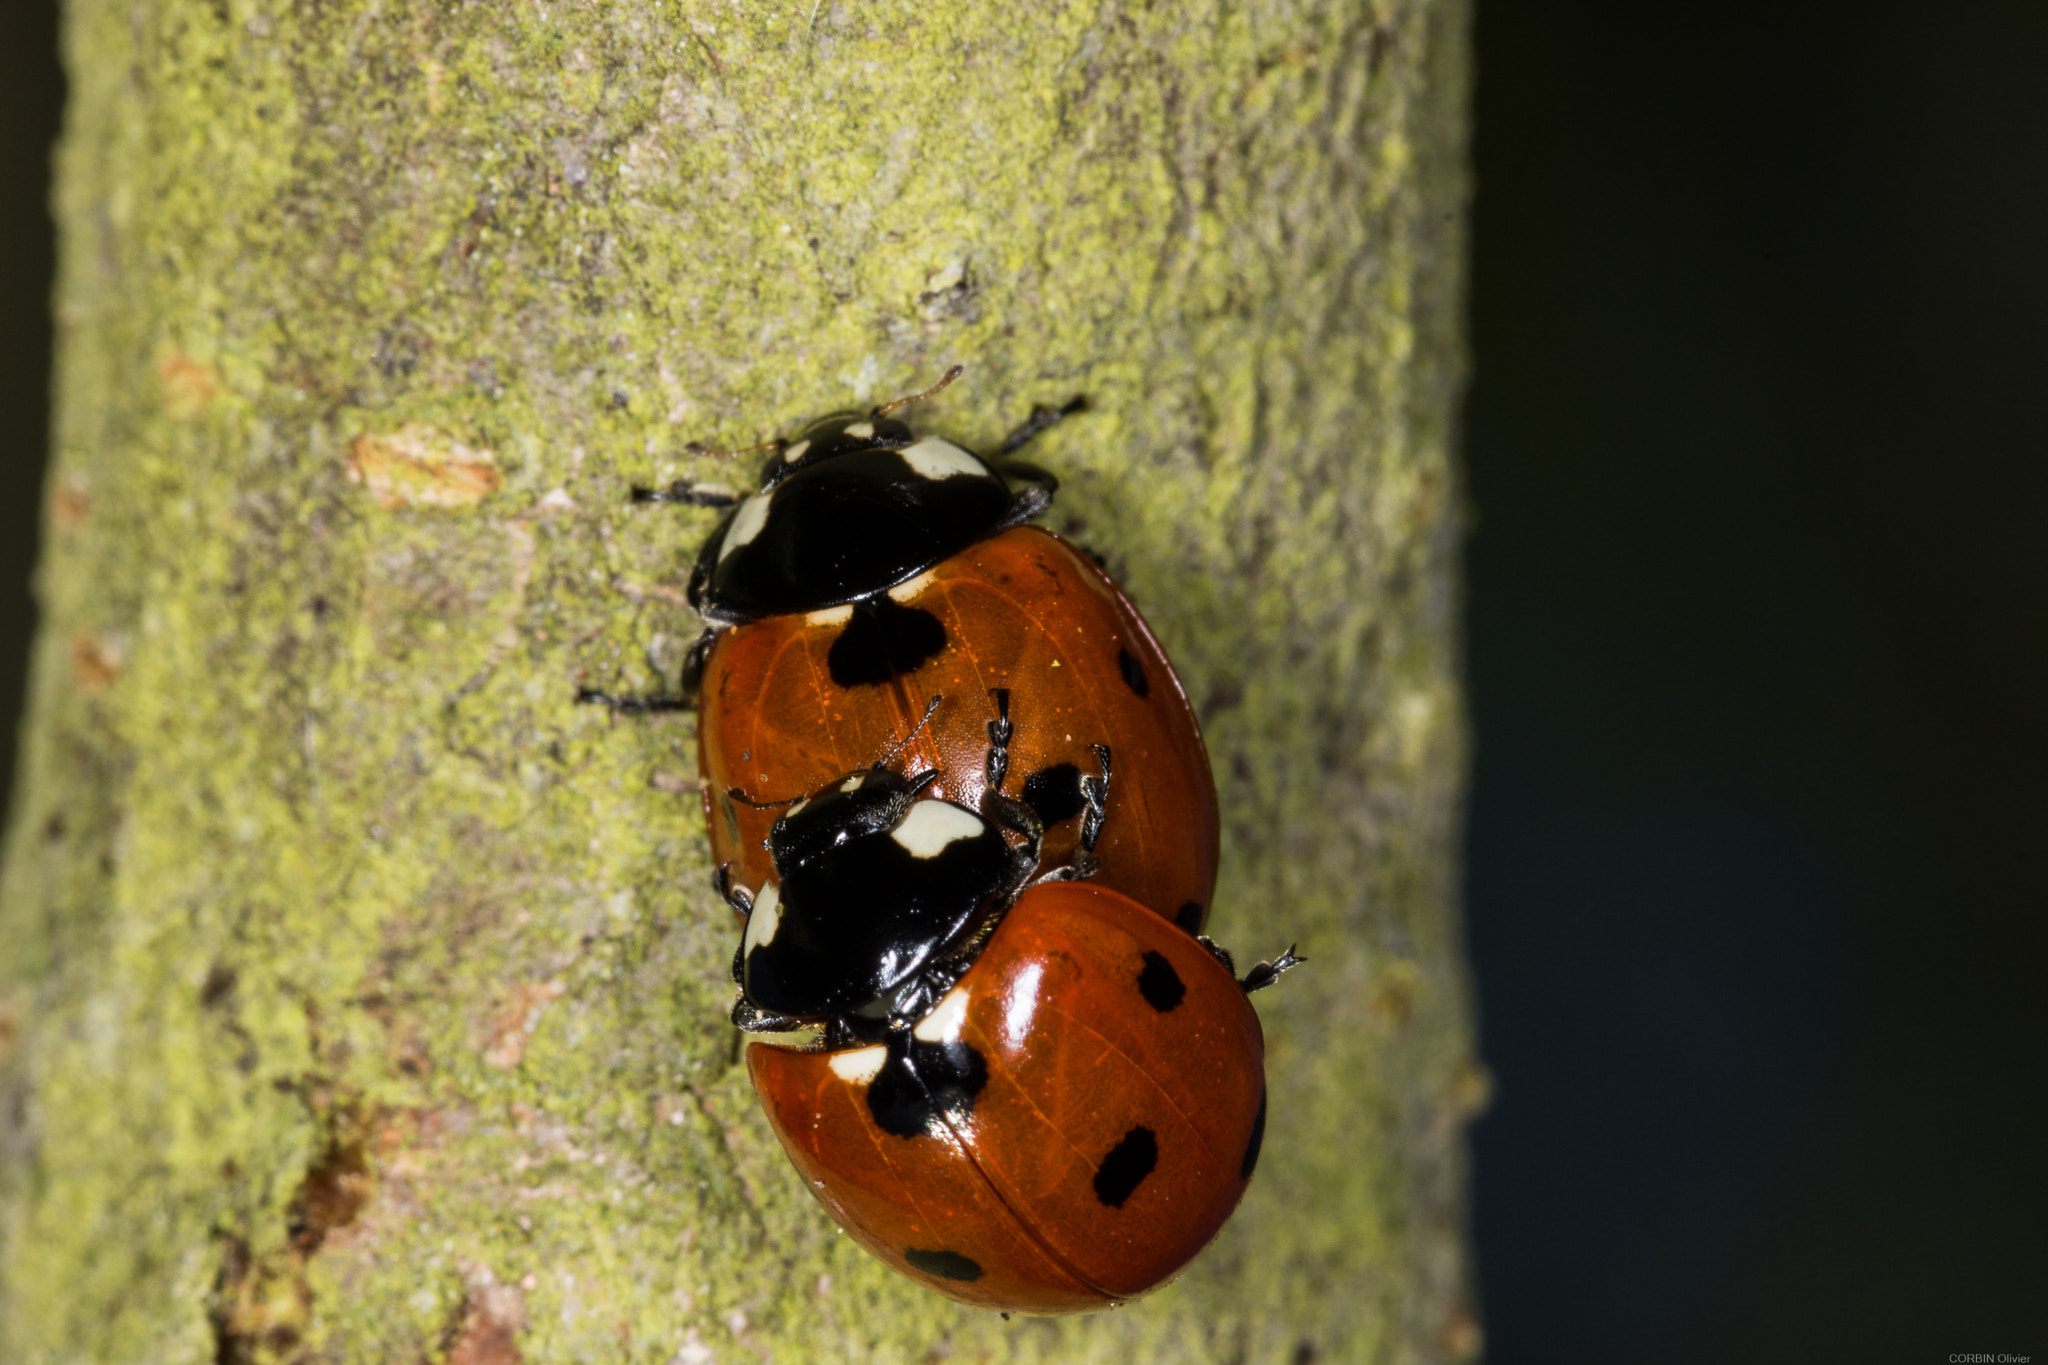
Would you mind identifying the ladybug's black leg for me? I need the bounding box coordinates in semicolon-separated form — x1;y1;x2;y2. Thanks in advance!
985;688;1014;793
985;792;1046;894
578;627;719;715
991;399;1084;528
715;865;755;989
1030;744;1112;884
1077;743;1112;853
1198;936;1237;975
713;864;754;916
730;996;814;1034
575;687;692;714
979;687;1047;890
1238;945;1306;995
629;480;743;508
678;628;717;699
996;395;1088;455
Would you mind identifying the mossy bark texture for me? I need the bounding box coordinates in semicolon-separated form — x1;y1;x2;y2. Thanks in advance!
1;1;1475;1361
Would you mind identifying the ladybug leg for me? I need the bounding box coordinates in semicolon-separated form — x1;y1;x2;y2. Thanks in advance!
574;687;692;714
1238;944;1306;995
629;480;743;508
730;996;814;1035
712;866;757;987
678;628;717;700
1201;937;1307;993
713;864;754;915
575;625;720;715
892;901;1005;1026
1077;743;1113;854
978;687;1050;893
984;791;1047;895
989;396;1086;525
995;394;1088;455
984;688;1014;793
1028;744;1113;885
1197;936;1236;974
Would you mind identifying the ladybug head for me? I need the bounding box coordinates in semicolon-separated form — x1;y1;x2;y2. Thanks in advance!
756;412;918;491
766;766;940;875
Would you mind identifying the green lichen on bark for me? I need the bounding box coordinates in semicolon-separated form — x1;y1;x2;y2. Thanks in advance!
0;0;1476;1361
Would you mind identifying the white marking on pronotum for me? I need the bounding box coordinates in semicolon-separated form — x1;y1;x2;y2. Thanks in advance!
781;438;811;463
913;986;970;1043
717;492;773;560
803;603;854;626
828;1044;889;1083
742;882;782;955
840;774;867;793
1004;962;1044;1047
898;436;985;481
887;569;938;604
784;797;810;818
843;421;875;439
890;801;984;859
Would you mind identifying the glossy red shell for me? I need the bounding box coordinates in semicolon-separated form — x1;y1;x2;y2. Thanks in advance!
698;525;1219;932
746;881;1268;1313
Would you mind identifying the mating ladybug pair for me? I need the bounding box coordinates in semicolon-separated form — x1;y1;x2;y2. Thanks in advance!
583;371;1298;1313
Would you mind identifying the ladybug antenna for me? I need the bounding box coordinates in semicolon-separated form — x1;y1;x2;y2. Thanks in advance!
871;365;964;419
873;694;945;770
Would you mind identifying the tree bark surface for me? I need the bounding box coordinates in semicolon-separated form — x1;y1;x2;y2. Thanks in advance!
1;2;1476;1361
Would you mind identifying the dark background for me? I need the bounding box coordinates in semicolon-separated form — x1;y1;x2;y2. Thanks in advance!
0;4;2040;1360
1464;2;2046;1361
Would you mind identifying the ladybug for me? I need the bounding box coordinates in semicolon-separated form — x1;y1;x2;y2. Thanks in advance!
718;688;1105;1035
740;878;1299;1313
577;375;1290;1311
583;372;1220;935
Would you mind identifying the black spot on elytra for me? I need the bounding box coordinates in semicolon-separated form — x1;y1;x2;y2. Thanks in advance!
1093;1126;1158;1207
1137;952;1185;1012
827;596;948;688
1241;1087;1268;1179
1022;763;1085;825
1117;647;1149;697
867;1036;989;1138
1175;901;1204;934
904;1247;983;1281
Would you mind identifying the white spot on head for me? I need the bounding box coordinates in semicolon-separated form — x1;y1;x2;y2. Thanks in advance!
742;882;782;954
717;492;772;561
1003;962;1044;1047
803;603;854;626
828;1044;888;1083
898;436;987;481
886;569;938;604
840;773;867;793
782;438;811;463
913;986;970;1043
844;421;875;439
890;801;985;859
784;797;810;818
